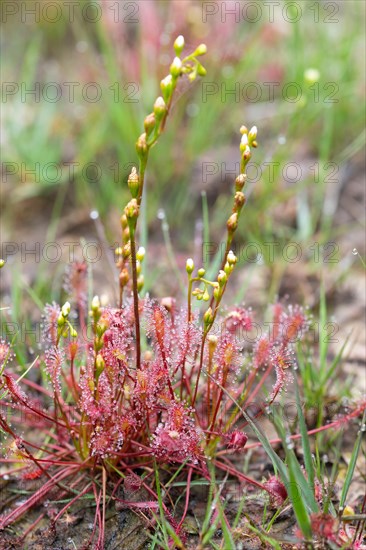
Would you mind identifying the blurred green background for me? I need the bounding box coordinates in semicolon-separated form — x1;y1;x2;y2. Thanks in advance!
1;0;365;342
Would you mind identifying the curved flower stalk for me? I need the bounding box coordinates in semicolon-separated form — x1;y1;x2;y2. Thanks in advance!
116;36;208;373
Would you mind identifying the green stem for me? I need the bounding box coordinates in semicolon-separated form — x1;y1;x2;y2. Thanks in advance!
129;227;141;371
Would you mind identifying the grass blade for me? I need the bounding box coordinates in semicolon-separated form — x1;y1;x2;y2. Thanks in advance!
339;409;366;510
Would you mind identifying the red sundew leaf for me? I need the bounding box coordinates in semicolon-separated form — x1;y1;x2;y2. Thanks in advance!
264;475;288;505
0;339;13;367
63;261;88;309
253;335;272;370
172;311;202;372
124;473;142;493
21;468;44;481
310;512;337;541
152;402;202;464
44;346;64;394
269;347;293;403
144;300;172;356
115;499;159;511
42;302;61;346
225;307;253;334
3;373;29;404
226;430;248;450
211;332;241;381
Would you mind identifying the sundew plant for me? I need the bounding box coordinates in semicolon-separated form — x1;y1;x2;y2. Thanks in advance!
0;37;365;550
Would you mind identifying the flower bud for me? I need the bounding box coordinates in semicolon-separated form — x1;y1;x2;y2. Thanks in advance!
57;313;65;327
144;112;156;136
122;243;131;259
121;214;128;229
217;270;227;287
213;287;220;300
203;307;214;329
234;191;246;212
304;67;320;85
0;259;5;268
186;258;194;274
136;133;147;157
69;326;78;338
137;275;144;292
208;334;218;352
196;63;207;76
123;227;130;243
202;289;210;301
91;295;101;312
136;246;145;262
242;146;251;161
193;43;207;56
119;268;129;286
240;133;248;152
153;96;167;119
173;35;185;56
235;173;246;191
96;354;105;378
224;262;231;275
170;56;182;78
197;268;205;278
160;74;173;102
227;212;238;233
248;126;257;142
61;301;71;318
227;250;237;265
127;167;139;198
240;125;248;135
124;199;139;221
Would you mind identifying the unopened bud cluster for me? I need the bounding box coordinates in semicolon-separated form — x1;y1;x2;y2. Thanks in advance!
118;37;207;307
57;301;77;341
188;126;258;335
